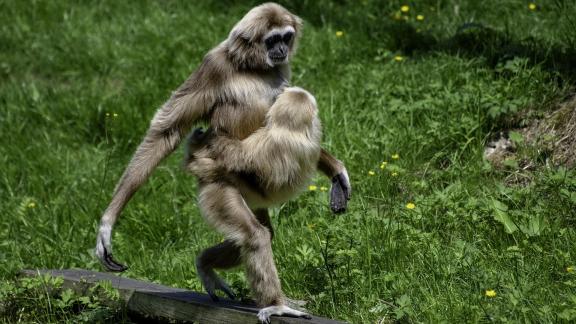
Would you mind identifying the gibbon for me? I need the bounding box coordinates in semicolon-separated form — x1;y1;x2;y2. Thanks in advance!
95;3;350;322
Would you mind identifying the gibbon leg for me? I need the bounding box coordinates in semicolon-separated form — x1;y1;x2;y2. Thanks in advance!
198;182;282;303
254;208;307;311
195;210;274;301
197;182;310;322
196;240;241;301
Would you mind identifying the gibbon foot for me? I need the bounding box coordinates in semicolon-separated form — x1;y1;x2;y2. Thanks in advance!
196;266;236;301
330;170;351;214
189;127;215;147
184;127;214;164
257;305;312;324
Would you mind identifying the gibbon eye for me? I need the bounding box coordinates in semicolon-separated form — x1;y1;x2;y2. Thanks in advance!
283;32;294;43
264;34;282;48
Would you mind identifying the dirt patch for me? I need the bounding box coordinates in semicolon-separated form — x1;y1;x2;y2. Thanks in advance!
485;95;576;171
521;96;576;168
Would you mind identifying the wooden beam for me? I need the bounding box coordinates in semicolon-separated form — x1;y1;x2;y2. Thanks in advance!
21;269;346;324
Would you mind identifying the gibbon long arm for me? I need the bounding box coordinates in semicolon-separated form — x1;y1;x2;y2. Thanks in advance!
96;84;213;272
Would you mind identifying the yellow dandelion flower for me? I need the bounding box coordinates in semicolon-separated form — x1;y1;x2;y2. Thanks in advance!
27;202;36;209
320;186;328;192
105;112;110;117
400;5;410;13
308;185;317;191
416;14;424;21
335;31;344;37
391;172;398;177
392;153;400;159
406;202;416;209
394;55;404;62
567;266;574;273
368;171;376;176
528;3;536;10
113;113;118;117
485;289;497;297
380;163;387;170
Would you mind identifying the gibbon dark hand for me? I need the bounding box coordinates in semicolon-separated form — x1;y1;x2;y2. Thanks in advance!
330;171;351;214
96;236;128;272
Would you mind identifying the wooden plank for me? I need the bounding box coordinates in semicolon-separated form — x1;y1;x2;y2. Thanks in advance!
21;269;347;324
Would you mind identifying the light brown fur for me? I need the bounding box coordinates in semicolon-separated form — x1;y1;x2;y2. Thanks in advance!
95;3;349;322
188;87;322;209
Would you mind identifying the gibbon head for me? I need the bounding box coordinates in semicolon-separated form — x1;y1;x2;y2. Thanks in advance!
268;87;317;130
227;3;303;70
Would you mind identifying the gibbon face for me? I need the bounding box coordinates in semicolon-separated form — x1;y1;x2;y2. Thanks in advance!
263;26;295;67
227;3;302;70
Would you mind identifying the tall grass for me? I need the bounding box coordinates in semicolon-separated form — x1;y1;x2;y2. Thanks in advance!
1;0;575;322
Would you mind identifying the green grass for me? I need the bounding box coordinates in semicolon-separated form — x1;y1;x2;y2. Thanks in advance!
2;0;576;322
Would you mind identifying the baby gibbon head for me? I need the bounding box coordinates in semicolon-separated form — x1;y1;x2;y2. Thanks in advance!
227;3;303;69
267;87;317;130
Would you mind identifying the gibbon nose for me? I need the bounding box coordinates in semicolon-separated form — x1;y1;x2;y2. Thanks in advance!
273;44;288;57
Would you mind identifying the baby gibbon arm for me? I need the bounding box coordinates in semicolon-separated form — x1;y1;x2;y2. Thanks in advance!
209;136;255;172
184;128;254;178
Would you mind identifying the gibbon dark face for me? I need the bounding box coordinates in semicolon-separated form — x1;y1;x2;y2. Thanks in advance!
263;26;294;66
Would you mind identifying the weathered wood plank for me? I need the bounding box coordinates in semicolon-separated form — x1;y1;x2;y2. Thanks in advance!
21;269;347;324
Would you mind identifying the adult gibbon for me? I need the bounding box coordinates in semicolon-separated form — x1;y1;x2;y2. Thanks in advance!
95;3;350;322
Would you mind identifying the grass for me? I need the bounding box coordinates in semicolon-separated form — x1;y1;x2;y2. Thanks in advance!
1;0;576;322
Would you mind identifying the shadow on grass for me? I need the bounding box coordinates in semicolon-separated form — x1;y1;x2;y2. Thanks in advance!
361;21;576;85
203;0;576;85
439;24;576;85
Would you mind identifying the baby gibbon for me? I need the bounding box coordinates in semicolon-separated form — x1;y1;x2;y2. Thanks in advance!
185;87;322;209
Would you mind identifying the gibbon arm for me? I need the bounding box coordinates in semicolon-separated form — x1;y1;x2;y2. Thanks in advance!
97;92;211;271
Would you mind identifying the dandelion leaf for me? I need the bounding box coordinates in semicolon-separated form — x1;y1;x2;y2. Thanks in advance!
491;199;518;234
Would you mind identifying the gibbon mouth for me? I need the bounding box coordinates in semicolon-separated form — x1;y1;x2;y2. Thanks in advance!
269;54;287;63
